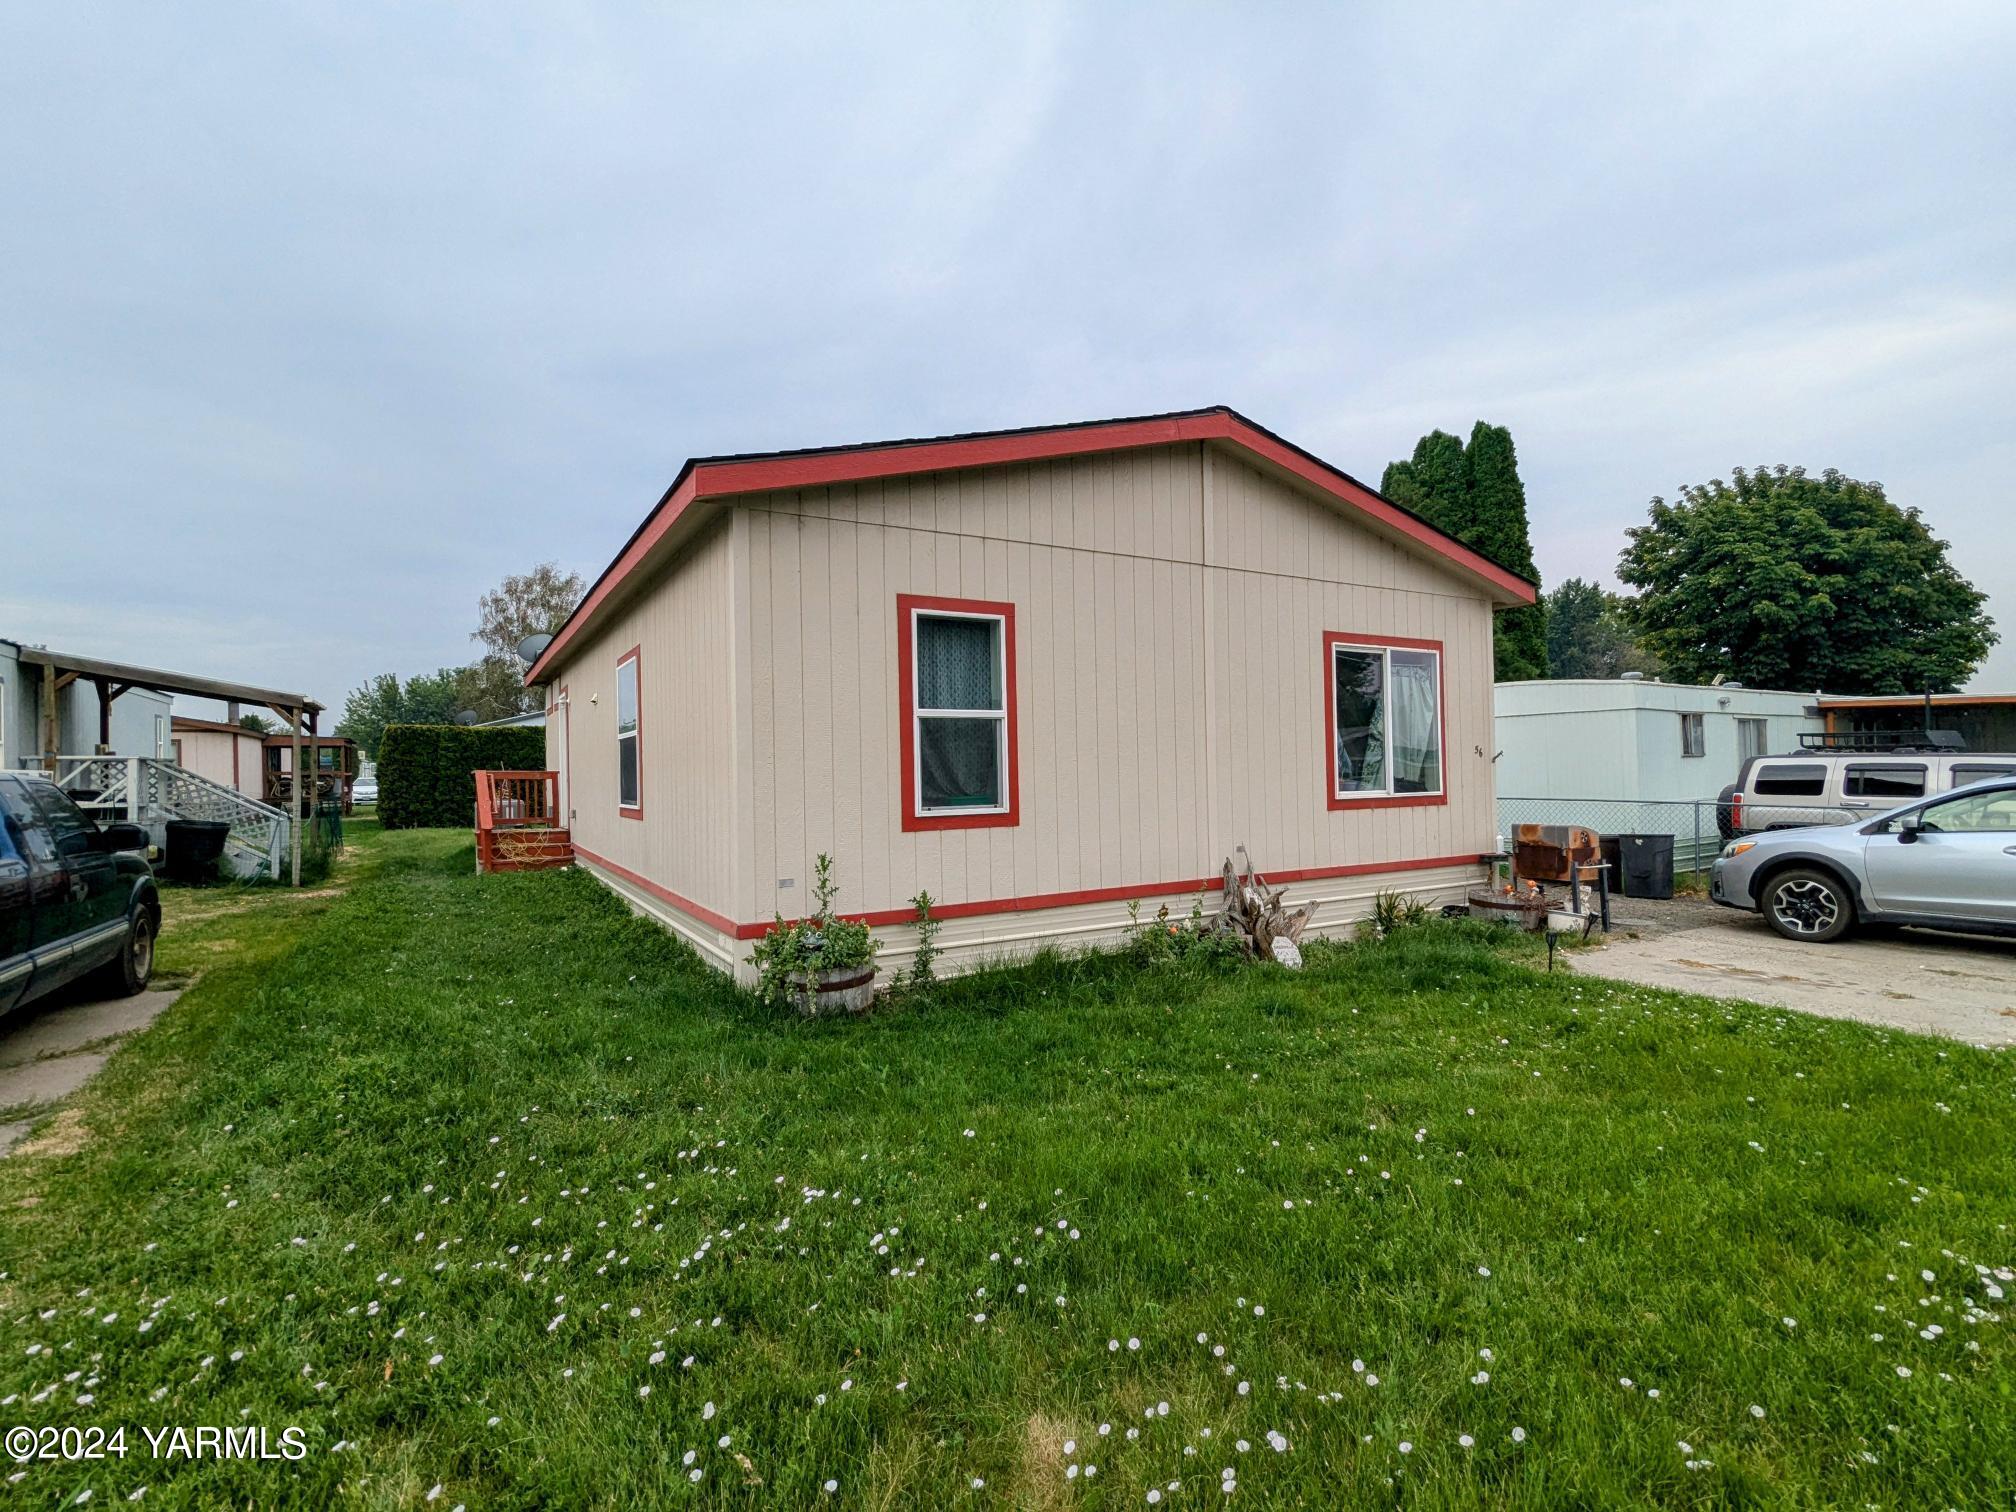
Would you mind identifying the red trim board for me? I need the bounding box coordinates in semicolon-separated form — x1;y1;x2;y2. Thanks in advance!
896;593;1021;832
1322;632;1451;812
573;845;743;938
574;844;1490;943
525;408;1536;684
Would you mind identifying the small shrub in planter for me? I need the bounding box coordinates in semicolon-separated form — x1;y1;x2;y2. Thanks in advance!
748;854;878;1015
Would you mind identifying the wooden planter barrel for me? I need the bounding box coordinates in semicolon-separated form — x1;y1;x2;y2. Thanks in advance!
789;964;877;1017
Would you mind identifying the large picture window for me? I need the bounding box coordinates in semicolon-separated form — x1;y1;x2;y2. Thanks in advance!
898;594;1019;831
1324;633;1444;807
616;647;642;816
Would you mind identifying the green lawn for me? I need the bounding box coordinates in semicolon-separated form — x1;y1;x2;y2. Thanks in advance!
2;828;2011;1508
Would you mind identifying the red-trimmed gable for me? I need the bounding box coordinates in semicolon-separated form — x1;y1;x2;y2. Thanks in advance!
527;406;1537;685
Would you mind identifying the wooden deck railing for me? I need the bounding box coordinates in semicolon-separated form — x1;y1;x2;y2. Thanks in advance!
474;770;569;874
475;770;561;831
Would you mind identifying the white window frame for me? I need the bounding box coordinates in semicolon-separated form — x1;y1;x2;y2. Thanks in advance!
1329;639;1445;802
911;606;1010;819
615;650;641;815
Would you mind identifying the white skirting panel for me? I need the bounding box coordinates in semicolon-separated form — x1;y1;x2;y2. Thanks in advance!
863;861;1490;982
583;852;1490;991
575;855;742;978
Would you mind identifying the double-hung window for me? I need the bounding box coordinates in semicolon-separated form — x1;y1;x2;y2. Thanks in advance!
616;648;642;816
1324;634;1444;805
899;595;1018;830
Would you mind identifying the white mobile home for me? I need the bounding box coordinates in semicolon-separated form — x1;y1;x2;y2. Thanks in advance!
526;408;1537;984
1494;677;1822;803
2;637;172;771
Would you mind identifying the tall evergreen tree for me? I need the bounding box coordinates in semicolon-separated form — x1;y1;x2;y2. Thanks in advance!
1381;422;1548;680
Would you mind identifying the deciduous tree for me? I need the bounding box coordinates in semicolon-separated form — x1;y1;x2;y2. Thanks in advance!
457;562;584;719
1544;578;1660;679
1617;466;1995;693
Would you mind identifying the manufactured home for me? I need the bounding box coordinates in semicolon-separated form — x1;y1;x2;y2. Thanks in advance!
3;636;172;770
523;408;1536;983
1495;677;1823;804
170;716;268;798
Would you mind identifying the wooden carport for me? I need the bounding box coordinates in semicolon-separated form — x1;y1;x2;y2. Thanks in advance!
16;647;324;886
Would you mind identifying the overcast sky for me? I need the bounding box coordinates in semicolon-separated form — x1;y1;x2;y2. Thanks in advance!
5;2;2013;720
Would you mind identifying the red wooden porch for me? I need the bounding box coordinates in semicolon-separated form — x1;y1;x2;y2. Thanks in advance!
475;770;573;873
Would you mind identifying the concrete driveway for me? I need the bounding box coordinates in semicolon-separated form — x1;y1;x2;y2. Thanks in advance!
0;984;183;1156
1578;895;2016;1045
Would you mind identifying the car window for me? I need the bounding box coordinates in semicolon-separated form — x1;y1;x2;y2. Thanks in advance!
1919;788;2016;833
24;782;98;858
0;783;56;863
1845;763;1926;800
1753;763;1826;796
1952;764;2016;786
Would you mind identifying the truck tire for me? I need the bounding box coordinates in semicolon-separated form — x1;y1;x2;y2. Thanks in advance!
1761;867;1855;944
93;903;157;996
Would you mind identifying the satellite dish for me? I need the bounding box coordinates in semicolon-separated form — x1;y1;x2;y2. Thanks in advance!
516;633;554;667
454;710;480;726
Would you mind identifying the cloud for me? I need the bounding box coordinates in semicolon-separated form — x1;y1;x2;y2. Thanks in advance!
3;1;2012;702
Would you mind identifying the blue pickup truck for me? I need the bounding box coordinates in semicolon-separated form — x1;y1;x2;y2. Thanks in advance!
0;772;160;1017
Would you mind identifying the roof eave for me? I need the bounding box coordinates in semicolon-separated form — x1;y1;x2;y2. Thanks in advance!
525;407;1536;684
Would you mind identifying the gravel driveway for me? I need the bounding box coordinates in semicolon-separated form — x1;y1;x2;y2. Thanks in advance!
1574;893;2016;1046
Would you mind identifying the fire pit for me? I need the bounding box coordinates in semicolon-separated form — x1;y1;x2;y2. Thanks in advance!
1469;884;1548;931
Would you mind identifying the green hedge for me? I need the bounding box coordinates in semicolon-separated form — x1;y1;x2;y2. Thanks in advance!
377;724;547;830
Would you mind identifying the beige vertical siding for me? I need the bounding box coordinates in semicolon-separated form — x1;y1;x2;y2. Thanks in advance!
173;728;267;798
737;440;1499;939
543;516;741;968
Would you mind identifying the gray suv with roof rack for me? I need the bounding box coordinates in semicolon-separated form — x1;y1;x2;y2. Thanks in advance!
1719;748;2016;838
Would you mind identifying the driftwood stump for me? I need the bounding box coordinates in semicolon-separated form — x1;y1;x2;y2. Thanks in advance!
1209;846;1313;960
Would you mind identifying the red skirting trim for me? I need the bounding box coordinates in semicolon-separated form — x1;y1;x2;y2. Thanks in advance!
572;845;742;937
575;843;1486;943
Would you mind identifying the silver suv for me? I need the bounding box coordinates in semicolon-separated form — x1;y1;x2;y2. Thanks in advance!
1712;776;2016;942
1720;751;2016;837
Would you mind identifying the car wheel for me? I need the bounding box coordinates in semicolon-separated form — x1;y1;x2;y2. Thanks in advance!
1762;868;1854;943
95;905;156;996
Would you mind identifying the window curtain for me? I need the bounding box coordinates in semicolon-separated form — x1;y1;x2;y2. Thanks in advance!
1388;653;1440;792
917;617;999;709
1334;649;1385;792
918;616;1002;808
919;719;1000;808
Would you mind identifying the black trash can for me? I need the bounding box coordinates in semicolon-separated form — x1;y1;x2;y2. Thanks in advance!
1617;833;1676;899
163;820;231;885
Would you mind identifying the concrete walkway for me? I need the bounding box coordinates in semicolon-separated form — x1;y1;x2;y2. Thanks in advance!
0;987;183;1156
1578;910;2016;1046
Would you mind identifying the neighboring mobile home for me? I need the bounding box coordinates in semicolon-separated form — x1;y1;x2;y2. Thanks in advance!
2;636;172;770
1495;677;1823;804
526;407;1536;984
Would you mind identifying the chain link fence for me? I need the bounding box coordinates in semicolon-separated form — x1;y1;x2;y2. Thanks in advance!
1496;796;1728;876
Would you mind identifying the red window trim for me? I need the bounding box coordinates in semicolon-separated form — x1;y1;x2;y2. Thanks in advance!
897;593;1020;832
1322;631;1449;811
616;645;643;819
